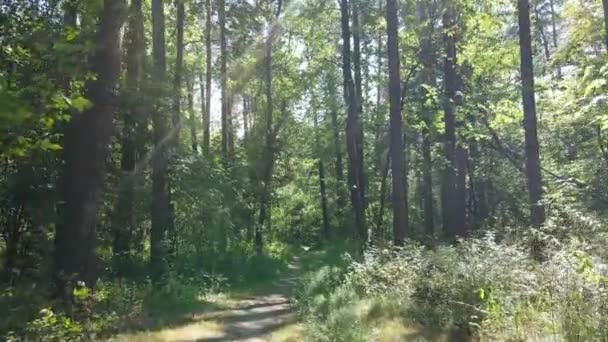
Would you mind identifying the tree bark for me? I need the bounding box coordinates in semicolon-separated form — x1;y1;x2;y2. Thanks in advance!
55;0;124;292
150;0;173;280
173;0;185;136
517;0;546;226
441;0;467;237
340;0;367;244
386;0;408;245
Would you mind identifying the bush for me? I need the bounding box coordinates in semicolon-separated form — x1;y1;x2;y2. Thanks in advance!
298;233;608;341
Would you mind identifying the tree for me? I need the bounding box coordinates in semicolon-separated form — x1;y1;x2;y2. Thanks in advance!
113;0;145;271
603;0;608;52
150;0;174;279
339;0;367;244
54;0;124;293
416;0;436;235
219;0;229;156
203;0;212;156
386;0;408;245
441;0;467;237
517;0;546;226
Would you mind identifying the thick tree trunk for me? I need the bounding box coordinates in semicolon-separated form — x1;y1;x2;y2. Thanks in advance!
442;0;467;237
150;0;173;280
113;0;144;271
386;0;408;245
55;0;124;292
340;0;367;244
517;0;546;226
203;0;212;156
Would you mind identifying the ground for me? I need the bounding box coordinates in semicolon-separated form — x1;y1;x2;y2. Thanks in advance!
108;258;304;342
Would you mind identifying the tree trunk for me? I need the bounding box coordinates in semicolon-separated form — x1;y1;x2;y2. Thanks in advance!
549;0;561;78
173;0;184;137
340;0;367;244
113;0;144;271
243;95;249;136
326;73;345;209
188;78;198;152
204;0;212;156
441;0;467;237
55;0;124;292
416;0;435;236
517;0;546;226
313;99;331;240
256;3;283;254
602;0;608;52
386;0;408;245
150;0;173;280
219;0;228;156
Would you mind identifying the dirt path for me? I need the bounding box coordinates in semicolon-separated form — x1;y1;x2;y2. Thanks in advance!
111;258;303;342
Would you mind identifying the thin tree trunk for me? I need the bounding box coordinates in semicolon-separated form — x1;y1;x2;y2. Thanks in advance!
549;0;561;78
204;0;212;156
386;0;407;245
375;150;390;242
602;0;608;52
417;0;435;235
313;99;331;240
188;78;198;152
326;73;345;208
340;0;367;244
219;0;228;156
256;3;283;254
517;0;546;226
113;0;144;271
173;0;184;136
243;95;249;136
151;0;173;280
55;0;124;293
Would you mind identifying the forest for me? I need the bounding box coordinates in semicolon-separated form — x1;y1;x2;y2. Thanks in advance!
2;0;608;340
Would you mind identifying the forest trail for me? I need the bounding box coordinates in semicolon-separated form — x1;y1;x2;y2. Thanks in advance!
110;258;304;342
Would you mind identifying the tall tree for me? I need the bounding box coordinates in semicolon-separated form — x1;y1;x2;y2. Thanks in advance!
386;0;408;245
416;0;435;235
339;0;367;244
203;0;212;156
441;0;467;237
326;72;345;209
173;0;185;136
517;0;546;226
219;0;229;156
150;0;173;278
256;0;283;254
113;0;145;270
54;0;124;292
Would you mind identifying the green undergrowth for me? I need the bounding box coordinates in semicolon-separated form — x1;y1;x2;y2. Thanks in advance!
296;215;608;341
1;241;299;341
